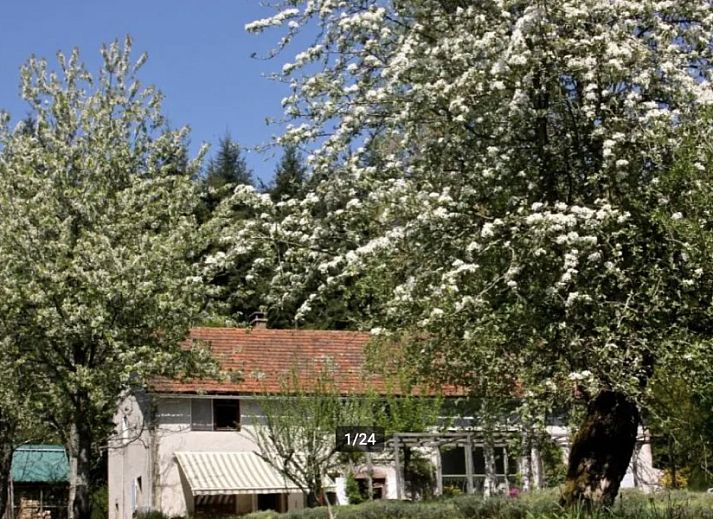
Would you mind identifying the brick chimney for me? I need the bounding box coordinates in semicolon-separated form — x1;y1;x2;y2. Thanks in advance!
249;312;267;329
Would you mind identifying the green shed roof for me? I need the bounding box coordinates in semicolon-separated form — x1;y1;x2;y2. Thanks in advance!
11;445;69;483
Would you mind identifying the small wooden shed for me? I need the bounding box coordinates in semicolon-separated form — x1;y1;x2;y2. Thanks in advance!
8;445;69;519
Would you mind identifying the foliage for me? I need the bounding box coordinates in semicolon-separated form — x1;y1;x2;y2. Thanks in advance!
0;342;39;519
198;138;275;326
647;121;713;490
236;0;713;502
404;450;436;501
250;349;445;507
242;490;713;519
135;510;170;519
441;485;463;498
364;337;445;435
249;362;373;507
647;372;713;490
361;340;444;499
241;0;713;403
0;344;56;519
204;133;253;194
0;38;215;518
89;486;108;519
270;145;307;202
539;436;568;488
659;468;689;490
345;471;366;505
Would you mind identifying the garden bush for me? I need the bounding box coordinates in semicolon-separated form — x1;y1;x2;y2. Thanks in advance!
242;490;713;519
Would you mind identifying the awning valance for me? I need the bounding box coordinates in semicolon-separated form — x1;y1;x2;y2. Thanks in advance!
176;451;302;495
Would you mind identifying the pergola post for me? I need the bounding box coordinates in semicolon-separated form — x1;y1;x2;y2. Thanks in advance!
532;445;544;490
464;434;474;494
503;447;510;494
522;428;533;491
366;452;374;500
393;437;403;500
434;446;443;496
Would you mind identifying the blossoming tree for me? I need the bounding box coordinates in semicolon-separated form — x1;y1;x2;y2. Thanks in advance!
221;0;713;505
0;39;214;519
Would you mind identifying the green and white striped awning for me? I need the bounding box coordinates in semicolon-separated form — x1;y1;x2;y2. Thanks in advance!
175;451;302;495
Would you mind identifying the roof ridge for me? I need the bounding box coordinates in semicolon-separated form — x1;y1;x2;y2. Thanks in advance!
190;326;369;334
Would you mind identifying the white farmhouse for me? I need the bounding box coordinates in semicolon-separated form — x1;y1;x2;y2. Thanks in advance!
108;322;661;518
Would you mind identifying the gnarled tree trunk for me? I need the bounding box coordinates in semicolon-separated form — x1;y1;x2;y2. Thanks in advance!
561;390;639;507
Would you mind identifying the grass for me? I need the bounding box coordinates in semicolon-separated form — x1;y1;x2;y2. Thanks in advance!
136;490;713;519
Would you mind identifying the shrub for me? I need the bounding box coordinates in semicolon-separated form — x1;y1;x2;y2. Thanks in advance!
135;511;169;519
441;485;463;498
659;467;690;489
90;486;109;519
242;512;280;519
404;451;436;501
244;490;713;519
539;437;568;488
346;472;365;505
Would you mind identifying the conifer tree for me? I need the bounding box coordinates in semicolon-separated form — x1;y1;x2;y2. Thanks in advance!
202;133;253;211
206;133;252;188
270;145;307;202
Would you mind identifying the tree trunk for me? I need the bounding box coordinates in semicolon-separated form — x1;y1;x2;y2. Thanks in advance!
306;464;323;508
0;442;13;519
483;438;497;497
561;390;639;507
306;491;319;508
68;420;93;519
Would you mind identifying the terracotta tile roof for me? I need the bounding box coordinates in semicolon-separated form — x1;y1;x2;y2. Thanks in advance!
151;327;465;396
151;327;386;395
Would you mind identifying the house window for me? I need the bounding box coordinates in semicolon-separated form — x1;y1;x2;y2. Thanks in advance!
121;415;129;444
130;479;137;513
135;476;143;510
257;493;283;512
441;445;518;492
214;400;240;430
191;399;240;431
191;400;212;431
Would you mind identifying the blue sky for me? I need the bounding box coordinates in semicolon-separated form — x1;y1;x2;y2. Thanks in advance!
0;1;302;183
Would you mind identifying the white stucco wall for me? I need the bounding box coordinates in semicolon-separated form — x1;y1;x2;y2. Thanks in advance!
154;396;261;516
625;430;662;491
108;393;153;519
109;394;306;518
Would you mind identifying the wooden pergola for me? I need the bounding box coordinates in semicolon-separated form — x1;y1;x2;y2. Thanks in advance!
382;429;523;499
